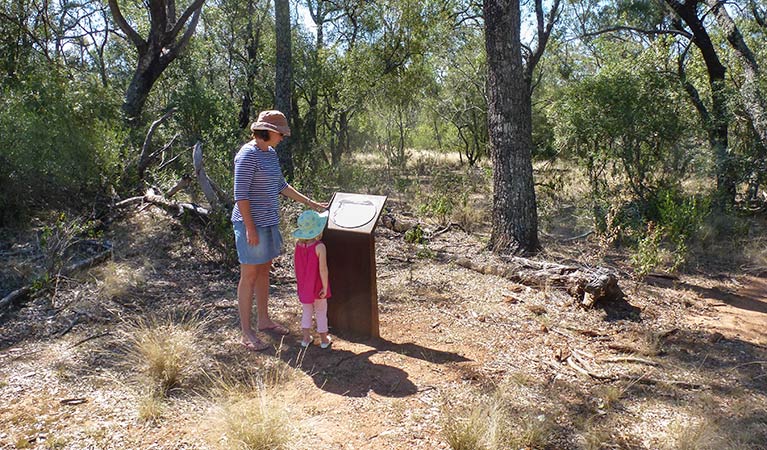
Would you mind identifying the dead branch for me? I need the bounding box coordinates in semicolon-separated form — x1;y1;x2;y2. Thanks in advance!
192;141;223;209
0;243;112;313
448;254;624;306
157;153;182;171
0;287;32;312
566;355;615;380
600;356;661;367
138;108;177;178
68;332;112;349
381;212;419;233
115;196;144;208
166;175;193;198
616;374;706;390
143;189;209;217
560;230;594;242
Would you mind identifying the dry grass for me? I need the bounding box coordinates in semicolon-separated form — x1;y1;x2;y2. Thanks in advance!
95;260;151;302
663;417;725;450
441;388;557;450
206;380;296;450
441;395;502;450
136;387;164;423
121;314;205;394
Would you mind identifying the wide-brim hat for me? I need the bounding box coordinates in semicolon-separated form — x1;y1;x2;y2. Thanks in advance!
293;210;328;239
250;110;291;136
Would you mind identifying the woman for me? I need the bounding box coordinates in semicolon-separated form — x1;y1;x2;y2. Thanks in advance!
232;110;326;351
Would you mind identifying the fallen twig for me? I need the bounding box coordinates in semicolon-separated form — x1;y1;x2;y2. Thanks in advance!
566;355;615;380
68;332;111;349
600;356;660;367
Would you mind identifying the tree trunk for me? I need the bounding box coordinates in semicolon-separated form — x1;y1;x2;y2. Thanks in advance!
483;0;540;255
304;0;326;156
238;0;266;130
275;0;294;181
123;52;168;123
665;0;735;206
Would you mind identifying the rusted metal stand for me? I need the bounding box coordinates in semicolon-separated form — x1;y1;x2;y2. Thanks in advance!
323;192;387;338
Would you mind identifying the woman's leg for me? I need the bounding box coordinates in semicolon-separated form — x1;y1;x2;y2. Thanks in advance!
238;263;265;348
253;260;275;330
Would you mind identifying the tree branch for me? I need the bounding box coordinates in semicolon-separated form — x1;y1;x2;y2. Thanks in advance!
138;108;176;178
168;0;205;41
106;0;145;49
582;25;692;40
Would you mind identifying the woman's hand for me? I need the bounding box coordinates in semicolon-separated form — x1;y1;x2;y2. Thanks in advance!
246;227;259;246
309;200;329;212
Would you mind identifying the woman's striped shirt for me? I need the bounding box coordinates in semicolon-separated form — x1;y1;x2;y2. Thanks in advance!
230;143;288;227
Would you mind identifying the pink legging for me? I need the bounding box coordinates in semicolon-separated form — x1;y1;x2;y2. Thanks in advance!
301;298;328;333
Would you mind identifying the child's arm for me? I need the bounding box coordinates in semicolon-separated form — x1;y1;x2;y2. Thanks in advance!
316;242;329;298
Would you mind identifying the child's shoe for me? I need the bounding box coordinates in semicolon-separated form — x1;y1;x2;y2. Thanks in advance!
320;336;332;349
300;338;312;348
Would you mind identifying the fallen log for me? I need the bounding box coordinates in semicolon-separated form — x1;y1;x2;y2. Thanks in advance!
142;189;209;218
0;243;112;313
381;212;419;233
380;211;623;306
447;254;624;306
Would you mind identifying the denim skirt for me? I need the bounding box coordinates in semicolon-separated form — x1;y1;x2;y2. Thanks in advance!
233;222;283;265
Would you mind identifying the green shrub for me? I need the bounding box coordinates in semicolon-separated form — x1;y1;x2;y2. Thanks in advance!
0;68;124;226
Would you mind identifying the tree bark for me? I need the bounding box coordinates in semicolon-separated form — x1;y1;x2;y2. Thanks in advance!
483;0;540;254
448;255;624;307
275;0;294;181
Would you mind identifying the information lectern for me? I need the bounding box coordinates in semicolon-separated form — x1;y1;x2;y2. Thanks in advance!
323;192;387;338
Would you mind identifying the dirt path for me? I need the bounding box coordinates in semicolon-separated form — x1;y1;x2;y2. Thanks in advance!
687;275;767;347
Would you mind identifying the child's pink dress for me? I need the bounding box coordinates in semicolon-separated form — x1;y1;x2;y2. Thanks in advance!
294;241;331;332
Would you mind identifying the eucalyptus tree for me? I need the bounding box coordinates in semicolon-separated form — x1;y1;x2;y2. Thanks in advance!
574;0;767;207
108;0;205;125
274;0;294;179
661;0;734;206
0;0;113;82
483;0;562;254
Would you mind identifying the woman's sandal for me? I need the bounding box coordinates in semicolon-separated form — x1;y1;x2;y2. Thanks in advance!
241;338;270;352
258;323;290;335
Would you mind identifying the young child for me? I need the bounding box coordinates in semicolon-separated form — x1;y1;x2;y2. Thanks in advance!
293;210;332;349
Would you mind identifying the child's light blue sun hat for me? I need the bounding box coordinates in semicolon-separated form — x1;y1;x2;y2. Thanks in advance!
293;210;329;239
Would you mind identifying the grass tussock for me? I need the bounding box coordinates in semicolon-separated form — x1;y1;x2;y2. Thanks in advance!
136;387;164;423
96;260;150;301
442;395;503;450
663;417;725;450
207;380;295;450
122;314;205;394
441;392;556;450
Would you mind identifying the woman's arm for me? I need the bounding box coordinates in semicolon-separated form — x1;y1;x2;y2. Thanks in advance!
316;243;329;298
236;200;259;245
233;148;259;245
280;184;328;211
